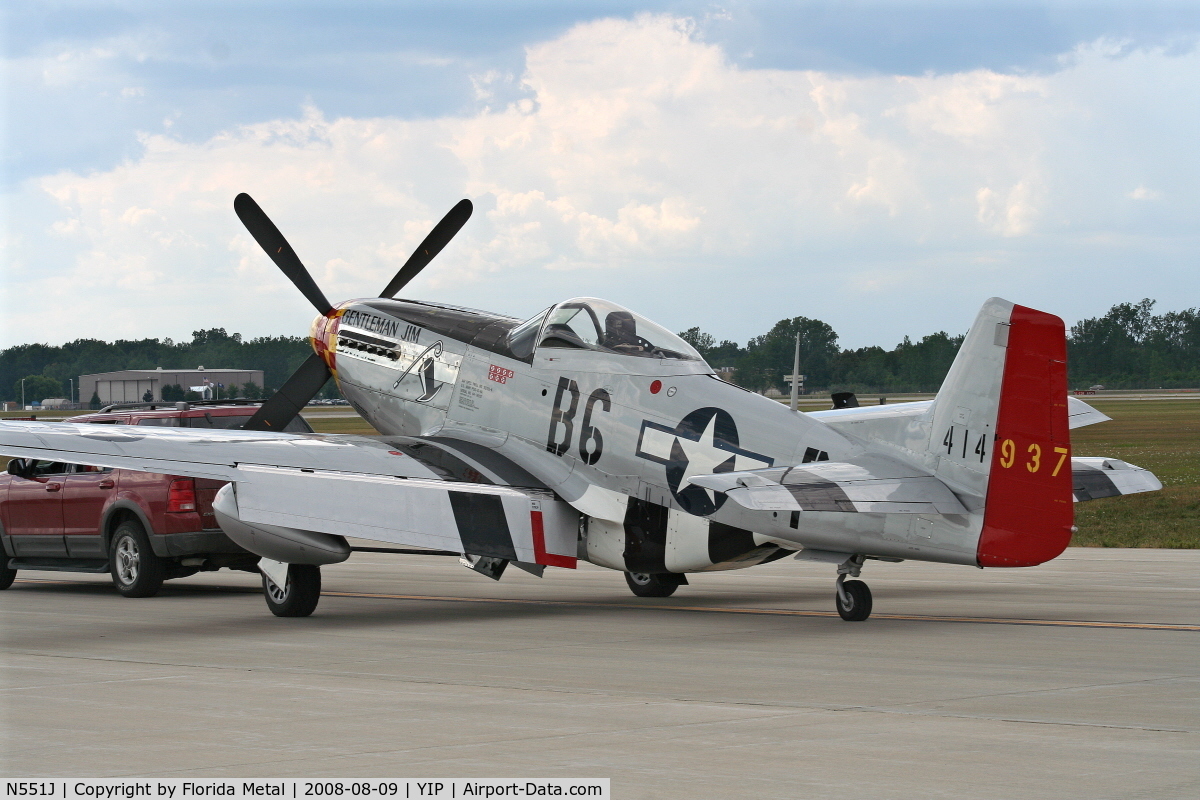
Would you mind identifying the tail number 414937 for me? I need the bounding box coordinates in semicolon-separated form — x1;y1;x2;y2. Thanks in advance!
945;425;1069;476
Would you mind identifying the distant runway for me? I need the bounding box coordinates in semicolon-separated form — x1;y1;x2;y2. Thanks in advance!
3;549;1197;798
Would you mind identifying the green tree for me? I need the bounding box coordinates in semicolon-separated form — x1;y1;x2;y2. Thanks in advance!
1069;299;1200;388
739;317;839;391
15;374;63;404
678;327;715;353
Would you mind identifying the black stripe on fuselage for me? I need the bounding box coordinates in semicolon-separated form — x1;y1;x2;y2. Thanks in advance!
449;491;518;560
708;521;759;563
623;497;670;573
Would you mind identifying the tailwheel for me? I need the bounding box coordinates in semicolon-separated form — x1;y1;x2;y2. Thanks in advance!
835;575;872;622
262;563;322;617
624;571;681;598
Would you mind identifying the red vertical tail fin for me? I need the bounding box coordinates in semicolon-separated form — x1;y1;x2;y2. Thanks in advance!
977;305;1073;567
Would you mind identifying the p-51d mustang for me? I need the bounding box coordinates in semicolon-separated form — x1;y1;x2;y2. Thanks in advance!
0;195;1162;620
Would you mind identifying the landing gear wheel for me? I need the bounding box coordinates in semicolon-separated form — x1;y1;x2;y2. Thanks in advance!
0;558;15;590
262;564;322;617
836;578;872;622
109;520;166;598
624;571;679;598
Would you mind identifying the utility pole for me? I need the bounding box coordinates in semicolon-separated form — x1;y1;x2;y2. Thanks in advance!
69;378;74;406
789;332;801;412
21;377;26;409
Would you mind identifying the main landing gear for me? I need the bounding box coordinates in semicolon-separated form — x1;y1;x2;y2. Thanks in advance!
835;555;872;622
624;571;688;598
260;560;322;617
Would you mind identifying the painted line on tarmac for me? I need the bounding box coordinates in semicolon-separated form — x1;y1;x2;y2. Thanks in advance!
321;591;1200;631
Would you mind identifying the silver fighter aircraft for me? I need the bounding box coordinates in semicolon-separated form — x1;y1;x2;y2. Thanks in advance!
0;195;1162;619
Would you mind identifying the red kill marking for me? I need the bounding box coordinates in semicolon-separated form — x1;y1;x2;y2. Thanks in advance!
650;380;662;394
488;364;515;384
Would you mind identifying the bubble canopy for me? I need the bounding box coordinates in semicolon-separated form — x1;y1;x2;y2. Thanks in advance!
507;298;704;362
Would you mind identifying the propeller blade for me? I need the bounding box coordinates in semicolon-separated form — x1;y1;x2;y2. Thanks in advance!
242;353;332;432
379;198;473;299
234;193;334;316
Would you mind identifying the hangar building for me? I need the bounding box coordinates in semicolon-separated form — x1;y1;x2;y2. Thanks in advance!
80;367;264;404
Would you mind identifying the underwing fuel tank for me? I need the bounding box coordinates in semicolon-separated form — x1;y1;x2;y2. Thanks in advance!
212;483;351;565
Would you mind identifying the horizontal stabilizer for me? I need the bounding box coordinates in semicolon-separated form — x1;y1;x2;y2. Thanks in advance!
1072;457;1162;502
807;395;1111;430
688;457;967;515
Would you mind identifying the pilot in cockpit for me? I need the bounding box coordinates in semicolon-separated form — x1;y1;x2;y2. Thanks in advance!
602;310;642;354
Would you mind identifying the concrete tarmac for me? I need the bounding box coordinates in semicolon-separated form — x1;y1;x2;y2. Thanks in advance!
2;549;1197;799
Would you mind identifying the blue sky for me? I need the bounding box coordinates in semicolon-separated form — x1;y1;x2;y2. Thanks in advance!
3;1;1199;350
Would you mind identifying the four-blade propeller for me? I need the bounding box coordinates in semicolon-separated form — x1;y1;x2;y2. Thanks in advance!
234;193;472;431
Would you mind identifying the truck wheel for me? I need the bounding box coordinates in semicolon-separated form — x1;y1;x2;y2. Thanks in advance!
262;564;321;617
109;520;166;598
624;571;679;598
0;559;15;590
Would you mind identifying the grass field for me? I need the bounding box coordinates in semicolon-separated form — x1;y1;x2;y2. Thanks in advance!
6;401;1196;548
1069;400;1200;548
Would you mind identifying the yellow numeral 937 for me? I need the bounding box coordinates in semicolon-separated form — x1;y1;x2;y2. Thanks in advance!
998;439;1069;476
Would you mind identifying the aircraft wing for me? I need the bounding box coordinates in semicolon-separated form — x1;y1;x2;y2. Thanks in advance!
0;420;436;480
687;456;970;515
0;421;578;568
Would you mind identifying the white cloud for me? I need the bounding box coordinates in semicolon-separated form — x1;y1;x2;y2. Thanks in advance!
4;14;1198;349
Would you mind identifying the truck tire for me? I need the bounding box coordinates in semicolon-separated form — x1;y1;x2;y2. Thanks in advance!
262;564;321;617
109;520;167;598
0;559;15;590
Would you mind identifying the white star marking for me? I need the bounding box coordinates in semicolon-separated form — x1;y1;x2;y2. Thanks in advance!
677;415;736;503
637;413;774;505
676;415;772;503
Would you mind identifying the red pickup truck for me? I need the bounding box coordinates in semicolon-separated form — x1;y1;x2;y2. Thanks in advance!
0;401;313;597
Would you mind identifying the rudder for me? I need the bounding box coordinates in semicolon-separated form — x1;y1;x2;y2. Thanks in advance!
977;305;1073;566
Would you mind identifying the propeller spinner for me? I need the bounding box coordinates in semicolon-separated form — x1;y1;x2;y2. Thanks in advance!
234;193;473;431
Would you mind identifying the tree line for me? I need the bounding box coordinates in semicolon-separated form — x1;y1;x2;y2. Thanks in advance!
2;328;332;405
681;298;1199;394
4;300;1198;403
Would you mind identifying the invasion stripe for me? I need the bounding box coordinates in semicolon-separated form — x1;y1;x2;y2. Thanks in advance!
448;491;517;561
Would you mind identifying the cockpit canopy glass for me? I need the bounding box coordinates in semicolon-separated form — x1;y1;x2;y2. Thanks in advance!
526;298;703;361
506;307;550;360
